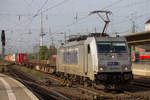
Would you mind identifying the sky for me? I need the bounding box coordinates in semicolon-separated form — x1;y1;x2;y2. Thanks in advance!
0;0;150;54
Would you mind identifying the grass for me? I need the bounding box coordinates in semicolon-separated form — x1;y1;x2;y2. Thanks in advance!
0;66;8;73
13;65;50;81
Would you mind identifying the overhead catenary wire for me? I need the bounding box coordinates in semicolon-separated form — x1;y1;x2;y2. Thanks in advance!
0;12;35;31
111;11;150;31
16;0;61;35
52;15;90;34
109;0;150;34
35;0;71;16
23;0;49;31
3;0;69;34
4;0;71;52
4;16;32;32
52;0;125;34
33;0;49;17
22;0;72;33
10;0;125;35
23;0;33;7
112;0;150;13
4;0;150;53
105;0;150;31
102;0;124;10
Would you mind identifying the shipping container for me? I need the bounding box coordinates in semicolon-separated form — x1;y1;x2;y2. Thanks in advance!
17;53;28;63
12;54;16;62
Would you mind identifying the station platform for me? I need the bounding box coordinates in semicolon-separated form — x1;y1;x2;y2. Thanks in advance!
0;73;39;100
132;63;150;77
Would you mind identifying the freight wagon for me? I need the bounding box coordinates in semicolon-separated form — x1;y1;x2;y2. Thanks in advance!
5;53;28;63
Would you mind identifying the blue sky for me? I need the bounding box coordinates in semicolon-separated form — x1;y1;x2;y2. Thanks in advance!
0;0;150;54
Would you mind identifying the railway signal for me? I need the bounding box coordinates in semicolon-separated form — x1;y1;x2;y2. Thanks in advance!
1;30;5;46
1;30;6;59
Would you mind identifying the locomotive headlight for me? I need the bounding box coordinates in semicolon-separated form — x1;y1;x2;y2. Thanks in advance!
99;65;106;71
124;67;128;71
122;65;129;71
99;67;103;71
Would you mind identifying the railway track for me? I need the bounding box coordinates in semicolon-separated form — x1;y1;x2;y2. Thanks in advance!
3;62;150;100
121;78;150;100
5;64;99;100
132;76;150;89
77;84;149;100
6;65;71;100
2;63;114;99
132;80;150;88
44;70;150;100
31;69;150;100
49;73;150;100
123;91;150;100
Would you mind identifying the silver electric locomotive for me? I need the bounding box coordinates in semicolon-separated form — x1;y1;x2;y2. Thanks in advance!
56;34;133;88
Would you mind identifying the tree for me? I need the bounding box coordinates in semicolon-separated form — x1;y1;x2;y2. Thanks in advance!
45;45;57;60
39;45;57;60
39;46;48;60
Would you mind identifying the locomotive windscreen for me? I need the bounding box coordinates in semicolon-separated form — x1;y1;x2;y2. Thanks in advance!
97;41;127;53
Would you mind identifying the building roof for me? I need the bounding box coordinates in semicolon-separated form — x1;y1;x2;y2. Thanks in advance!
123;31;150;45
145;19;150;24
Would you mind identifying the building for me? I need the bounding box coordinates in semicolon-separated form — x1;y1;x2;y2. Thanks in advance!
145;19;150;31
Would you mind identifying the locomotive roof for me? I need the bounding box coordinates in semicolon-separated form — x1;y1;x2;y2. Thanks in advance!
63;33;104;47
67;33;109;42
67;33;125;42
95;36;126;42
61;33;126;47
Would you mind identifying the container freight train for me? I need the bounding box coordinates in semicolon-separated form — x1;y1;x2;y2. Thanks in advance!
5;53;56;73
5;33;133;88
5;53;28;63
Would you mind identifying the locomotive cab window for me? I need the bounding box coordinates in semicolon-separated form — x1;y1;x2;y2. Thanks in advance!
97;41;127;53
88;44;90;53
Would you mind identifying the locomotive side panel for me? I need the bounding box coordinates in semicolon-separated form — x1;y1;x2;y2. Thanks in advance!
84;37;98;80
56;43;86;76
